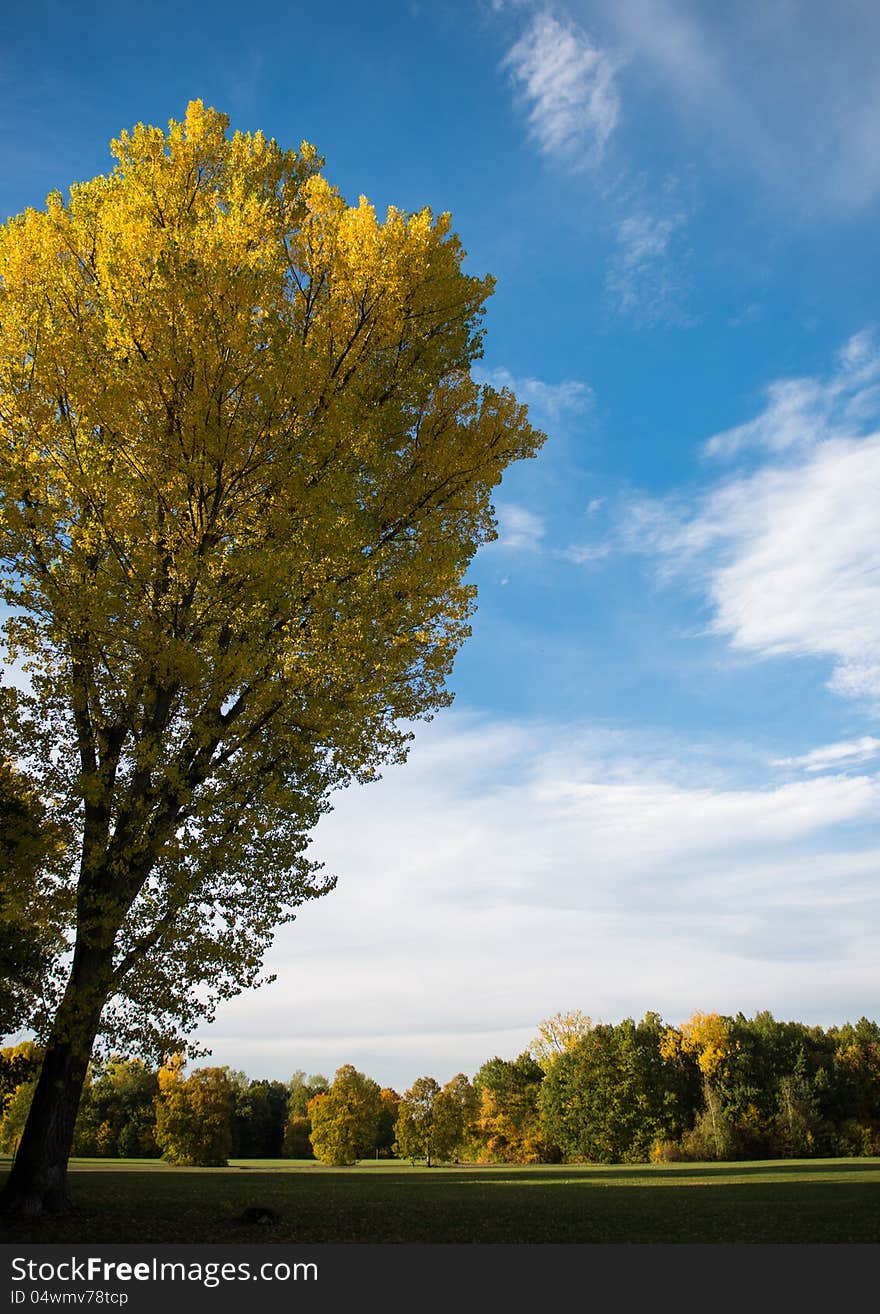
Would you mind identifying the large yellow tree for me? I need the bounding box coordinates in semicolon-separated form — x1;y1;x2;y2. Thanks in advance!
0;102;543;1216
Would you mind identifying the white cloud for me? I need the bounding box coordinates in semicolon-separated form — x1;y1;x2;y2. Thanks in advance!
658;437;880;702
705;330;880;459
555;542;610;565
492;502;546;551
503;13;619;165
474;366;594;425
630;334;880;704
198;711;880;1087
706;447;880;702
773;737;880;773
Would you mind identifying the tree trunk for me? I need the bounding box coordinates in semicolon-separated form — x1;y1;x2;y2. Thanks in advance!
0;942;114;1219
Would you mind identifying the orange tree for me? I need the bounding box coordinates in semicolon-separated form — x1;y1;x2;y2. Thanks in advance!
0;101;542;1216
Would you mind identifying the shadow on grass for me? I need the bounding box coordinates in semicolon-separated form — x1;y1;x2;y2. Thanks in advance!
2;1158;879;1244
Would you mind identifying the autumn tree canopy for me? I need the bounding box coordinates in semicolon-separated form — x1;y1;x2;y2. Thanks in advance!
154;1056;233;1167
395;1075;442;1165
395;1072;477;1165
0;100;543;1217
308;1065;383;1165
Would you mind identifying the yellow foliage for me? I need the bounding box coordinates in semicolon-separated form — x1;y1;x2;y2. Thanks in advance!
153;1058;232;1166
679;1012;732;1079
95;1120;116;1157
308;1065;382;1165
658;1026;683;1062
530;1010;593;1068
0;99;543;1062
157;1053;186;1095
472;1086;548;1164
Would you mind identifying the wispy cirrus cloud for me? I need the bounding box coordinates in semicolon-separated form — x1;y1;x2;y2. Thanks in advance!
498;10;693;323
555;542;610;566
605;205;691;323
502;12;619;165
603;0;880;217
773;738;880;773
489;499;610;566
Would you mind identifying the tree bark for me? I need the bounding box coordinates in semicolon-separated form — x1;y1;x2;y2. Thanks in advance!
0;941;114;1219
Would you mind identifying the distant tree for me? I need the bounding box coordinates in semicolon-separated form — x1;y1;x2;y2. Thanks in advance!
153;1056;233;1166
73;1057;159;1158
0;1043;42;1154
433;1073;478;1162
530;1010;593;1069
677;1012;732;1082
227;1073;288;1158
827;1018;880;1155
660;1011;835;1161
283;1115;314;1159
376;1088;400;1158
772;1051;822;1158
395;1077;442;1166
282;1071;329;1158
674;1012;736;1159
308;1065;382;1165
473;1053;554;1163
286;1071;330;1119
0;1040;41;1121
658;1011;842;1162
722;1013;836;1158
541;1014;701;1163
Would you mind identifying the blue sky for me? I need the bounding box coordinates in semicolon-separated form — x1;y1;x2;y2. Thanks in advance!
4;0;880;1089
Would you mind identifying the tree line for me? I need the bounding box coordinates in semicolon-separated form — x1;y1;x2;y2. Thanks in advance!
2;1010;878;1167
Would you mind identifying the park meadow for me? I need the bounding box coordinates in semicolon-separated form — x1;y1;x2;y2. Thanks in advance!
3;1155;880;1245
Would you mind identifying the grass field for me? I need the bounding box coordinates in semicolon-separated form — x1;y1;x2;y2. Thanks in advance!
2;1156;880;1244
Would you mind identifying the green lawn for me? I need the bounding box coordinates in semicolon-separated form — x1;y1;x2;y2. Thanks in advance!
2;1156;880;1243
